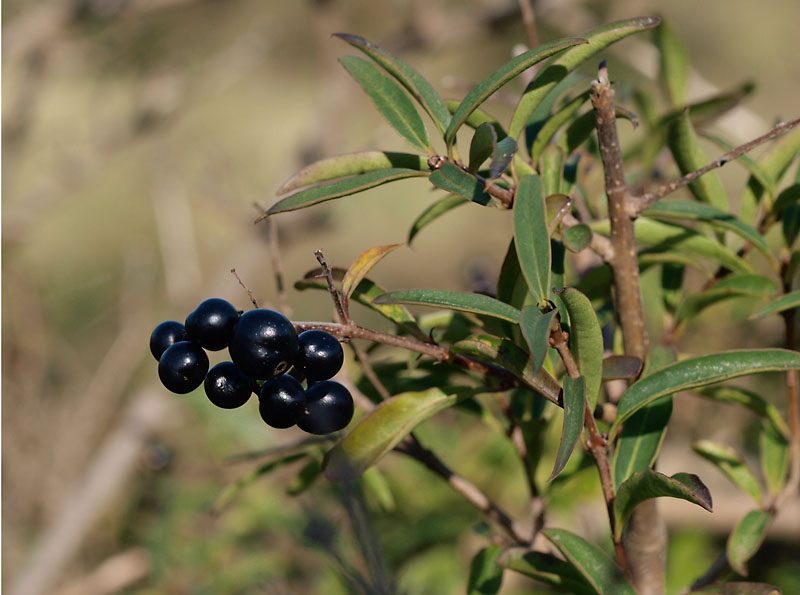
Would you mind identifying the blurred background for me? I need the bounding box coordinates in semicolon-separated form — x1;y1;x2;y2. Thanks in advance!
3;0;799;593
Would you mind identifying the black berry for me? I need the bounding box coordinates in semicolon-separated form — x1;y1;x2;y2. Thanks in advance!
297;330;344;381
185;298;239;351
258;375;306;428
204;362;255;409
150;320;187;361
228;309;299;380
297;380;354;435
158;341;209;394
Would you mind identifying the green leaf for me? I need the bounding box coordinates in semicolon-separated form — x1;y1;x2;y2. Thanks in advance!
541;144;565;196
557;110;597;156
760;422;790;497
541;528;636;594
550;376;586;480
374;288;521;323
498;548;596;594
212;453;308;514
286;457;323;496
654;21;689;107
688;582;781;595
361;466;396;512
342;244;403;307
692;440;763;504
563;224;593;253
276;151;429;195
559;288;604;409
518;305;556;373
339;55;431;152
514;174;551;305
429;162;492;205
695;386;789;439
445;99;507;138
750;290;800;320
612;397;673;490
445;37;587;146
407;194;468;244
334;33;452;136
531;89;591;165
469;122;498;173
323;387;476;481
611;349;800;438
264;168;427;217
509;17;661;143
727;509;771;576
467;545;504;595
490;137;518;179
676;274;780;323
701;133;773;192
771;183;800;216
614;470;712;540
741;126;800;225
602;355;643;380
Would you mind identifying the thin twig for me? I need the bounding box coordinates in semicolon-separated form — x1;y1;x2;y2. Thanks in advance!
314;250;349;323
476;173;514;208
267;217;291;317
517;0;539;50
351;342;392;401
230;268;259;308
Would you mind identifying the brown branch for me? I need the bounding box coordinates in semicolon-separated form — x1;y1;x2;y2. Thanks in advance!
314;250;349;323
230;268;259;308
476;173;514;208
351;342;391;401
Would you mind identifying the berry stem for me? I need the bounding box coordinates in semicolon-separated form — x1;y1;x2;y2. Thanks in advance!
314;250;349;324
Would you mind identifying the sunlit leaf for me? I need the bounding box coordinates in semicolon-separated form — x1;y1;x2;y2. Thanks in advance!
727;509;771;576
490;136;518;179
541;144;565;196
750;290;800;320
374;288;521;323
692;440;763;504
407;194;468;245
550;376;586;480
514;174;551;305
342;243;403;306
531;89;591;165
687;582;781;595
429;162;492;205
760;422;790;497
695;386;789;439
654;21;689;107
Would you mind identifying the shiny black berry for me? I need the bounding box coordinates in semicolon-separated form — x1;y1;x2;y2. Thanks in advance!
258;375;306;428
150;320;187;361
297;330;344;381
204;362;255;409
158;341;209;394
228;309;299;380
297;380;354;435
185;298;239;351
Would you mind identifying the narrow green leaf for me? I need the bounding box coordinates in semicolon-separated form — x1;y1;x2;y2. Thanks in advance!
760;422;790;497
212;453;308;514
340;55;431;152
276;151;429;195
727;509;771;576
374;288;521;323
688;582;781;595
514;174;551;305
559;288;604;409
692;440;763;504
323;387;476;481
695;386;790;439
563;224;593;252
541;528;636;594
750;290;800;320
557;110;597;156
489;137;518;179
334;33;452;136
541;144;565;196
361;467;396;512
498;549;596;594
531;89;591;165
614;470;712;540
611;349;800;438
445;99;507;138
676;274;780;323
429;162;492;205
612;397;673;490
550;376;586;480
407;194;468;244
701;132;773;192
467;545;504;595
509;17;661;143
602;355;643;380
519;306;557;372
264;168;427;217
342;244;403;307
654;21;689;107
771;183;800;216
469;122;498;173
286;457;323;496
445;37;587;145
741;126;800;225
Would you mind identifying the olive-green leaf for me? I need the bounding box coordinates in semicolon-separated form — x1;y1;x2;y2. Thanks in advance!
445;99;507;138
276;151;429;195
541;528;636;594
429;162;492;205
563;223;593;253
602;355;643;380
559;288;604;409
374;288;521;323
614;470;712;540
750;290;800;320
518;305;556;373
509;17;661;143
676;274;779;323
340;55;431;152
334;33;452;136
611;349;800;439
469;122;498;173
760;422;790;497
407;194;468;244
612;397;673;490
263;168;427;218
323;387;476;481
286;457;323;496
514;174;551;305
498;548;596;595
445;37;587;146
467;545;504;595
669;112;729;208
550;376;586;481
531;89;591;165
654;21;689;107
342;244;403;306
727;509;771;576
541;144;565;196
688;582;781;595
692;440;763;504
490;136;518;179
695;386;789;439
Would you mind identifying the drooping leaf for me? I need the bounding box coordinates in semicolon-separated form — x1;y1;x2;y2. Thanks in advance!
687;582;781;595
263;168;427;217
489;137;518;179
469;122;498;173
727;509;771;576
654;21;689;107
559;288;604;409
692;440;763;504
518;305;557;373
374;288;521;323
612;397;673;490
695;386;790;439
509;17;661;143
541;528;636;594
676;274;779;324
277;151;429;195
429;162;492;205
531;89;591;165
563;223;593;253
407;194;468;244
445;37;587;146
498;548;596;594
467;545;504;595
750;290;800;320
340;55;431;152
334;33;452;136
614;470;712;540
514;174;551;305
760;422;790;497
323;387;477;481
550;375;586;480
602;355;643;380
342;244;403;306
611;349;800;438
212;453;308;514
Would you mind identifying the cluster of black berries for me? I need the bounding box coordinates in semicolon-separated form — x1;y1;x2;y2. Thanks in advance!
149;298;353;434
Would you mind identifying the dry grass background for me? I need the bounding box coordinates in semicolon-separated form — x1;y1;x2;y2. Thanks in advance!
3;0;799;593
